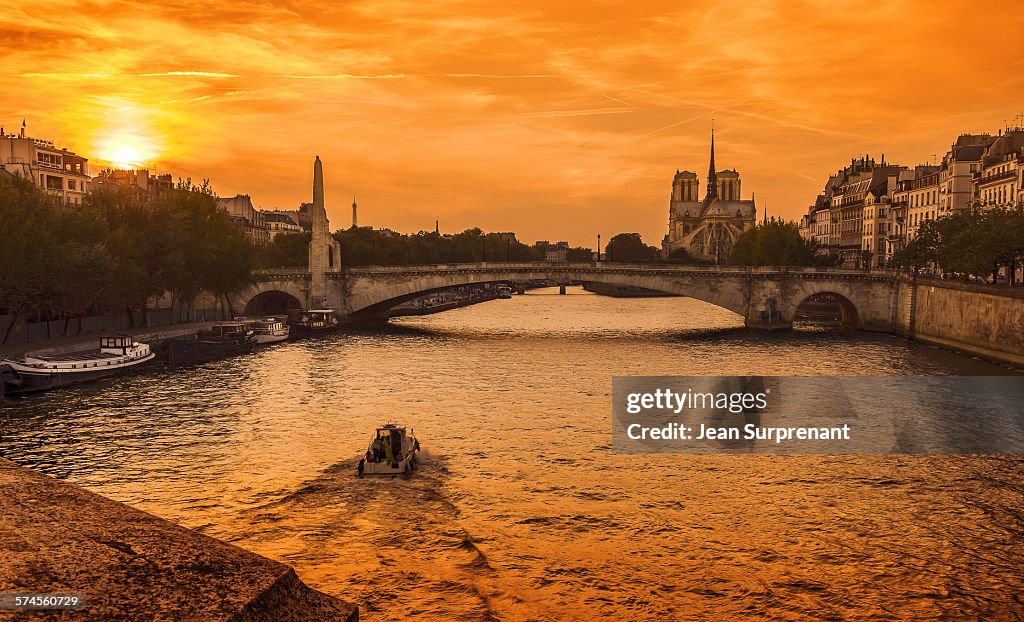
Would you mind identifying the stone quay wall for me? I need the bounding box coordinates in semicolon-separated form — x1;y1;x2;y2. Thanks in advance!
907;277;1024;367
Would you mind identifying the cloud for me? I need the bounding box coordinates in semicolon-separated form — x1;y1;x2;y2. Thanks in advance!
137;71;239;78
278;74;408;80
2;0;1022;245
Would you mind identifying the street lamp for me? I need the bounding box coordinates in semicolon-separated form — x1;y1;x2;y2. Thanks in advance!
597;234;601;262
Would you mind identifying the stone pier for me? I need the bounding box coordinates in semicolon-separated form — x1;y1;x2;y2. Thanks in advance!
0;459;357;621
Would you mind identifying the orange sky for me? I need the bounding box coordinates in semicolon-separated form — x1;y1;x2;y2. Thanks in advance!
3;1;1023;246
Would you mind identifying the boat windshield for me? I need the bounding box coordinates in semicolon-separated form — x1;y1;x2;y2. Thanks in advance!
100;336;132;348
212;323;246;337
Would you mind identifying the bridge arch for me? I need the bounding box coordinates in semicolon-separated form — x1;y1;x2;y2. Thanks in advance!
237;277;309;318
793;291;860;330
259;263;899;333
243;289;304;316
341;265;752;321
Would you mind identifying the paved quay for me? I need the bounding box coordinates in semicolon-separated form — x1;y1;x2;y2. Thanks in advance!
0;322;215;359
0;459;358;621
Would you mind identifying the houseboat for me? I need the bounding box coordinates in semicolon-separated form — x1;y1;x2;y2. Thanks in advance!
0;336;155;395
161;321;256;366
248;316;290;345
358;424;420;476
287;308;339;339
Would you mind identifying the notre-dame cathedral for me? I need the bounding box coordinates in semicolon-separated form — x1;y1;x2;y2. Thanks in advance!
662;131;757;264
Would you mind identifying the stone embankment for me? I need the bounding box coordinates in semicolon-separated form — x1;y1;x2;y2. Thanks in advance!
903;277;1024;367
0;323;215;359
0;459;357;621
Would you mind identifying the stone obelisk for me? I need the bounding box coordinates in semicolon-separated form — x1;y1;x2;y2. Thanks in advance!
309;156;329;308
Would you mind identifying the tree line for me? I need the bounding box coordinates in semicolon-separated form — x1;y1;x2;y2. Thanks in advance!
259;220;835;270
729;219;840;267
0;173;257;342
891;205;1024;284
258;226;598;268
1;166;847;345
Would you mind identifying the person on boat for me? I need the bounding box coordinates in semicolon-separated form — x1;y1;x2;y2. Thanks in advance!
390;429;403;458
382;435;395;464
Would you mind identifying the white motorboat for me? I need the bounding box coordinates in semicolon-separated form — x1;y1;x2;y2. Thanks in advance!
0;336;155;395
497;285;513;299
250;317;290;345
358;424;420;476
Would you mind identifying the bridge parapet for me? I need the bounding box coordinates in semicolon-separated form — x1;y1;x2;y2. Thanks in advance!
335;262;903;332
243;263;904;332
337;261;901;279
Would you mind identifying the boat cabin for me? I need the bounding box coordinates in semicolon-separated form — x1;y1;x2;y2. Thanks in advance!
210;322;250;339
100;336;136;353
368;425;408;462
289;308;337;328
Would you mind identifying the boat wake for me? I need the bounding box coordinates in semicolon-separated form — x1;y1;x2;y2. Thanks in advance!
234;452;501;621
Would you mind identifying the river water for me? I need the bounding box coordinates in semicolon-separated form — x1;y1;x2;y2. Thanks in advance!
2;289;1023;620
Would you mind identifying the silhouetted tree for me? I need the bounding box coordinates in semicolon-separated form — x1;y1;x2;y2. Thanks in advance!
605;233;658;262
729;218;838;266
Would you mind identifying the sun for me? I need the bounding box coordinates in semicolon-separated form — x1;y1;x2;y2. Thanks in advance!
96;132;159;170
109;144;144;169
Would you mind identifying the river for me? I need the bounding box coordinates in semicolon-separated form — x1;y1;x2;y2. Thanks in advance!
2;288;1022;620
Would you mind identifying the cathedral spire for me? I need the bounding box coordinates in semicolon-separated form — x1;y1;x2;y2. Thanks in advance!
706;122;717;200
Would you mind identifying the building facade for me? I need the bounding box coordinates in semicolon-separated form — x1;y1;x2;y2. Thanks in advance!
798;128;1021;268
92;168;174;199
662;132;757;264
217;194;270;245
0;122;91;204
974;129;1024;208
262;211;304;238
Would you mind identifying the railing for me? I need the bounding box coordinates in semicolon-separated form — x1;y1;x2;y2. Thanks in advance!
976;169;1017;185
333;262;902;278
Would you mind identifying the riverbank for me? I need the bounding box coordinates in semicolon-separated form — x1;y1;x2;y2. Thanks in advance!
0;458;357;621
903;277;1024;367
581;282;677;298
0;321;216;359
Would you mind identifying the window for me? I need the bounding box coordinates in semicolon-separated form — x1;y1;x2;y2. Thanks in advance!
68;179;76;190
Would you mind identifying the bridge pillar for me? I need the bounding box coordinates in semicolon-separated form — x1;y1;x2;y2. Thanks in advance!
744;312;793;331
743;277;794;331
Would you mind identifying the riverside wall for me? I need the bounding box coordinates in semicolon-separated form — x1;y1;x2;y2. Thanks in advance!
905;277;1024;367
0;459;358;621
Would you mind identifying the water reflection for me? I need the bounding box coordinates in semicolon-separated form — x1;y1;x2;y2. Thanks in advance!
1;289;1022;620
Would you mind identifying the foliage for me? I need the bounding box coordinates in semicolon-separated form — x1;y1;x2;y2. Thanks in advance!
666;247;713;265
566;246;595;262
0;173;258;339
258;232;312;268
729;218;839;267
890;205;1024;282
334;226;544;265
604;233;659;262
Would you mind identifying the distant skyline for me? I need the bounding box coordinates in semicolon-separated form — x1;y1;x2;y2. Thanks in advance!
3;1;1023;246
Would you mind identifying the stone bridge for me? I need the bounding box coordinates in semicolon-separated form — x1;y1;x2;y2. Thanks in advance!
239;262;905;332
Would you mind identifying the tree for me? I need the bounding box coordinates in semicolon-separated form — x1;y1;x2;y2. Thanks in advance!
666;247;713;265
891;206;1024;283
605;233;658;262
566;246;595;262
0;172;262;338
729;219;837;266
259;232;311;268
333;227;543;265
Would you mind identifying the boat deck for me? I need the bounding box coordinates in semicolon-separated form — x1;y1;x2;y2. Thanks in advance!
32;351;121;362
